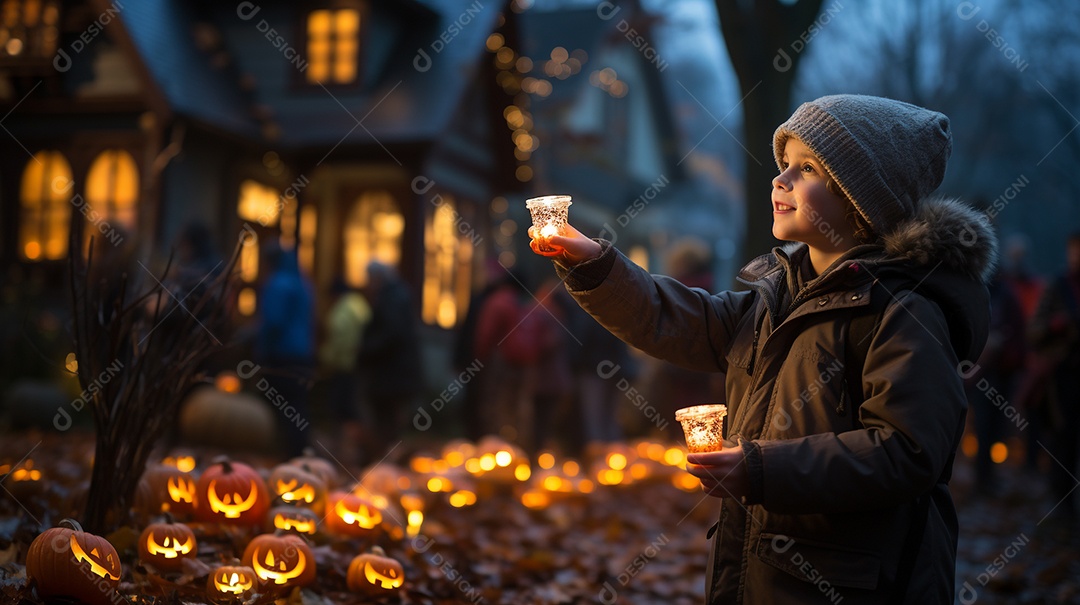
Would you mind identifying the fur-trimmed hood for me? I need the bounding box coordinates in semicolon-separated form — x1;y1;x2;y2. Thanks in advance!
881;197;998;283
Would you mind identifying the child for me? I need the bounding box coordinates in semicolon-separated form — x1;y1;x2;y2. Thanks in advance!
530;95;997;604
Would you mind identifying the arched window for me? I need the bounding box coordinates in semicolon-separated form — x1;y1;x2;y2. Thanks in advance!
19;150;72;261
306;7;360;84
422;196;475;328
86;149;138;230
344;190;402;286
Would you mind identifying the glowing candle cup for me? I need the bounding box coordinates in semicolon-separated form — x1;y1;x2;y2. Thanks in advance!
526;195;573;252
675;404;728;453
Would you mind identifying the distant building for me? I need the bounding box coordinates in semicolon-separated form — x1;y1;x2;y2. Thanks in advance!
0;0;695;328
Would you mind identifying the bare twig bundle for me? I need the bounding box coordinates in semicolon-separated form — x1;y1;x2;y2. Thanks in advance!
68;216;242;534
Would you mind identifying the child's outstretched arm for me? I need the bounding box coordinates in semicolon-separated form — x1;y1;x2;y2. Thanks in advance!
528;223;756;375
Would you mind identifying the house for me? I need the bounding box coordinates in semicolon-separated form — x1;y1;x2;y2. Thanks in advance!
0;0;520;334
0;1;693;379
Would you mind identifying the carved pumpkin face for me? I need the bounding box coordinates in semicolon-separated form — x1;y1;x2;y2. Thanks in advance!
207;564;258;601
196;459;269;525
347;547;404;595
206;479;261;518
241;533;315;589
325;492;383;536
70;534;122;580
138;521;196;572
268;464;326;512
267;505;319;535
26;519;122;605
135;464;197;517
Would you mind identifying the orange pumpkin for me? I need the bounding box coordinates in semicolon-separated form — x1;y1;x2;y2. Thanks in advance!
135;464;197;517
266;504;320;535
196;458;269;525
347;546;404;595
207;563;260;602
138;517;197;572
26;519;121;605
325;491;383;536
268;463;326;512
242;532;315;589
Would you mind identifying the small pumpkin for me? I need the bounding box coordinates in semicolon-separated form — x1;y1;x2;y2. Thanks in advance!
134;464;197;517
196;458;269;525
347;546;404;595
138;516;197;572
26;519;121;605
325;491;383;537
266;504;320;535
268;463;326;512
207;563;259;602
242;532;315;589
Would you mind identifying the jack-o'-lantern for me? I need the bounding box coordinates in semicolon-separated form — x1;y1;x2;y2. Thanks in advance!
347;546;404;595
0;459;43;500
207;563;259;602
135;464;197;517
266;504;319;535
241;532;315;589
325;491;383;536
138;517;196;572
26;519;121;605
268;463;326;512
288;451;340;489
196;458;269;525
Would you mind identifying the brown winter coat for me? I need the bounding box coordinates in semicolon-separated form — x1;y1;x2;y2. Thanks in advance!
555;198;997;604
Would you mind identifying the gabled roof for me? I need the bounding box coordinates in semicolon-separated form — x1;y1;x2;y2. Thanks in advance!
116;0;261;138
113;0;506;150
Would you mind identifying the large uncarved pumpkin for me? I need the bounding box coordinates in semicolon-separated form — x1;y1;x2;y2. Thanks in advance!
178;385;275;451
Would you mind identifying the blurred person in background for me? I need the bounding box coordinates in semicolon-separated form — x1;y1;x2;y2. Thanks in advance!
357;262;421;462
320;276;372;468
1027;232;1080;525
255;242;315;458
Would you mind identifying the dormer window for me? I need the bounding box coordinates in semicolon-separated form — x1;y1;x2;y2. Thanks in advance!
305;5;362;84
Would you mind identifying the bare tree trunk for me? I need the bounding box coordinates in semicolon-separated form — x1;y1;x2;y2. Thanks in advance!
715;0;825;267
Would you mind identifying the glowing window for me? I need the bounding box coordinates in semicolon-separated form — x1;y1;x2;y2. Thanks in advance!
0;0;60;58
422;196;474;329
237;179;281;226
344;190;402;287
306;8;359;84
19;150;71;261
86;149;138;230
298;204;317;275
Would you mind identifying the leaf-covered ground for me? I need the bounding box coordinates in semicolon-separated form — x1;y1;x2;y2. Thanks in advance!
0;431;1077;604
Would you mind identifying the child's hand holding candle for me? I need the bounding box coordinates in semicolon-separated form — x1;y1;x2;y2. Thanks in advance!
525;195;602;264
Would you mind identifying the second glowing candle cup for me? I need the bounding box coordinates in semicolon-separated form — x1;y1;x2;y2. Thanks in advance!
675;404;728;453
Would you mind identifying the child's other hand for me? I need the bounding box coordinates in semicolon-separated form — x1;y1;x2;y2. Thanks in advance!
685;449;750;500
528;222;602;265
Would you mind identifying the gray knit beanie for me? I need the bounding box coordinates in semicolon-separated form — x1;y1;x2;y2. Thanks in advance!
773;94;951;236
